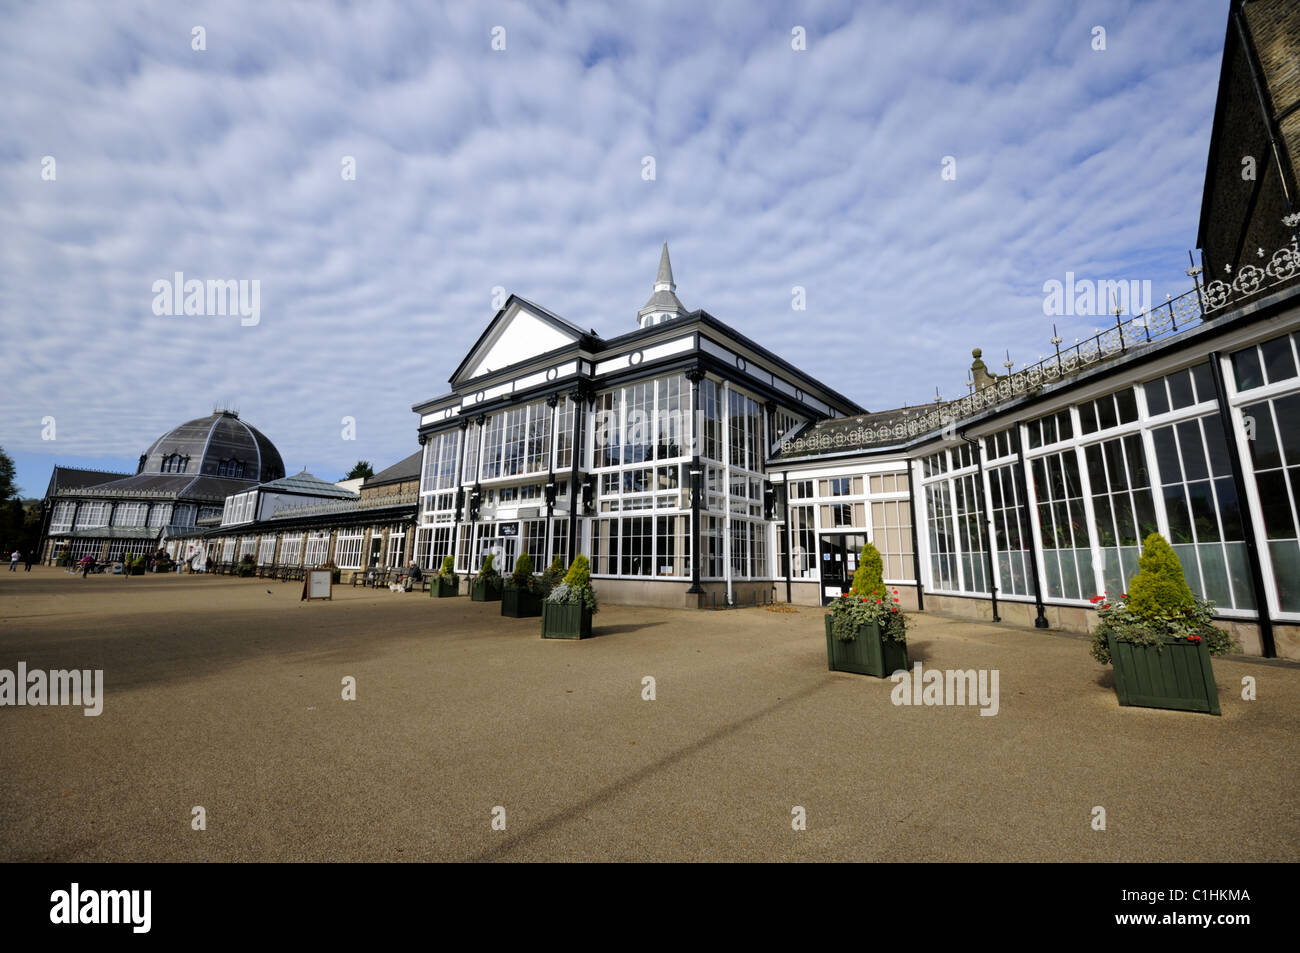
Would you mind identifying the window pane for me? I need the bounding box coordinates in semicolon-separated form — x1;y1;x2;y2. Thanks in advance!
1261;335;1298;385
1232;347;1264;391
1145;379;1170;416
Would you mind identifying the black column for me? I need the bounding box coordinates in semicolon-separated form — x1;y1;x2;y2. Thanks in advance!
906;464;925;612
1014;429;1050;629
545;393;559;565
686;368;705;595
566;386;588;563
1208;351;1276;658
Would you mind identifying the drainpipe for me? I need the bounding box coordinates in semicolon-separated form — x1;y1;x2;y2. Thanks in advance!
1014;428;1050;628
906;461;925;612
959;431;999;622
1208;350;1276;657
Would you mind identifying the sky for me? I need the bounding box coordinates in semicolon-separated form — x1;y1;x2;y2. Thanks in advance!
0;0;1233;497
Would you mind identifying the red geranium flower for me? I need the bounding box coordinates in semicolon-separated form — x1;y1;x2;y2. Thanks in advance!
891;607;898;613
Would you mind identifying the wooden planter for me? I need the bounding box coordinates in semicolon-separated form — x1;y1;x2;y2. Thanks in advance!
502;587;542;618
824;616;908;678
541;601;592;639
470;577;502;602
1106;633;1221;715
431;576;460;598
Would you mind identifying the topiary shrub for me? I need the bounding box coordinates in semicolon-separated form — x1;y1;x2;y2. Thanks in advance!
850;542;886;600
1125;533;1196;624
549;554;598;613
478;552;498;577
1089;532;1238;664
438;555;455;578
508;551;535;590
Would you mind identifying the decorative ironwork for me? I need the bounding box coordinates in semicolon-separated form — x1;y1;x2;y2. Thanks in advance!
269;490;417;520
779;234;1300;457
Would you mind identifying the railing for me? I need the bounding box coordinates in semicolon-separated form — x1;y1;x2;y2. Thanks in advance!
269;490;418;521
779;234;1300;456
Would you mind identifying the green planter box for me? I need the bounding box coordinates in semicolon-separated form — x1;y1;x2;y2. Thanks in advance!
431;576;460;598
470;577;502;602
502;587;542;618
541;601;592;639
1106;633;1221;715
824;616;908;677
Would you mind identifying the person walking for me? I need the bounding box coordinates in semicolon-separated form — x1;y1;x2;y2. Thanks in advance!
80;555;93;578
8;549;19;572
24;551;34;571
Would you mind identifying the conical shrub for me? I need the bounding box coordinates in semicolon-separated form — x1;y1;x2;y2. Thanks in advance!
851;542;886;599
1125;533;1195;623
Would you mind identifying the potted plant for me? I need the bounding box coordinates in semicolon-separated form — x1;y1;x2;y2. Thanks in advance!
501;552;544;618
1089;533;1237;715
541;554;598;639
824;542;908;677
470;552;503;602
431;555;460;597
236;553;256;577
55;551;73;567
321;560;341;584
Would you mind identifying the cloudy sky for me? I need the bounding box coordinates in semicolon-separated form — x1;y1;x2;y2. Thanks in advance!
1;0;1232;496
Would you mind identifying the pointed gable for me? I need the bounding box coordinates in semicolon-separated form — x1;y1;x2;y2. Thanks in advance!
452;296;587;384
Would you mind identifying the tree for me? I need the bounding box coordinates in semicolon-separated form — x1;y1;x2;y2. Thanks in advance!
1126;532;1196;623
0;446;16;502
850;542;886;600
344;460;373;480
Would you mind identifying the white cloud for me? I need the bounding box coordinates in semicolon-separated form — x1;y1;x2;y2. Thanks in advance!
0;0;1229;483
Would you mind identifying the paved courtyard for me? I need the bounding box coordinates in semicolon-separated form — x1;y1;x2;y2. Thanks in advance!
1;567;1296;862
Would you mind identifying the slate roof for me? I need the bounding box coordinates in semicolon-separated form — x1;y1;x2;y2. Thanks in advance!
259;470;358;499
140;411;285;484
46;466;132;495
363;451;422;488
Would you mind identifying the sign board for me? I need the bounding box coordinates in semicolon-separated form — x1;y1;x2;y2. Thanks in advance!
499;522;520;538
301;569;333;601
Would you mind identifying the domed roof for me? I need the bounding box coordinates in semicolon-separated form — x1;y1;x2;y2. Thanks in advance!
139;411;285;484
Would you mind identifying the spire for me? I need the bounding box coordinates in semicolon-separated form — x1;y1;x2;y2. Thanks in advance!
655;242;675;291
638;241;688;328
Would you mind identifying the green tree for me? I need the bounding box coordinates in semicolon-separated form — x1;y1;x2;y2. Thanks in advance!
1126;533;1196;623
564;553;591;589
344;461;374;480
0;446;16;501
851;542;886;600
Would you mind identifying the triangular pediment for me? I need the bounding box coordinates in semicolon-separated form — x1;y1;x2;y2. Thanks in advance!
452;297;584;384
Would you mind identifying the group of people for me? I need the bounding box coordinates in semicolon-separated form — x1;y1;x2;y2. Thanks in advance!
7;548;34;572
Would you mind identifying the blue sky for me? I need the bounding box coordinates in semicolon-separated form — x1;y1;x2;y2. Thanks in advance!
0;0;1232;496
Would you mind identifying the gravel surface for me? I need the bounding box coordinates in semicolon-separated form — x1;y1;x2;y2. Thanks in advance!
2;567;1296;862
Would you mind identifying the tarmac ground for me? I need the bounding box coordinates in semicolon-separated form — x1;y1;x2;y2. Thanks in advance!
1;566;1296;862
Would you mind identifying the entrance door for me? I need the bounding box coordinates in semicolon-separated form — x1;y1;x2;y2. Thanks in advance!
369;534;383;569
819;533;868;604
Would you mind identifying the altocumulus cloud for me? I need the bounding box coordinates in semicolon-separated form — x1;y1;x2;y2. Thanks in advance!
0;0;1226;492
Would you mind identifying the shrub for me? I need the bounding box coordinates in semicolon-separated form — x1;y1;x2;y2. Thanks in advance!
508;551;535;590
438;555;455;578
538;556;565;597
478;552;499;578
1126;533;1196;624
1088;533;1239;664
548;554;598;613
827;584;907;642
850;542;886;600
